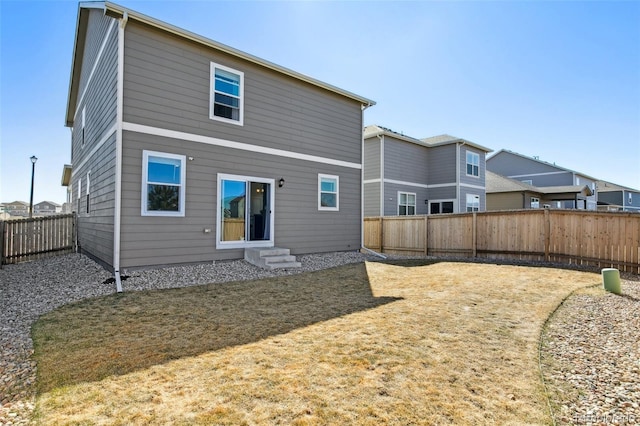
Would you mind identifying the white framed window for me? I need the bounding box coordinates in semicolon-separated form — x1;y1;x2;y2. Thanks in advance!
466;151;480;177
81;106;86;147
77;179;82;213
318;174;339;211
629;192;633;204
398;192;416;216
531;197;540;208
142;150;186;217
521;179;533;185
210;62;244;125
86;171;91;214
466;194;480;212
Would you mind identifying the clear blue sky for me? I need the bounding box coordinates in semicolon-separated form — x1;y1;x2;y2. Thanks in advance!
2;0;639;205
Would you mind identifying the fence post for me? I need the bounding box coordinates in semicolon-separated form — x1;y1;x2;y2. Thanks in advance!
472;212;477;258
424;215;428;256
379;216;384;253
544;209;550;262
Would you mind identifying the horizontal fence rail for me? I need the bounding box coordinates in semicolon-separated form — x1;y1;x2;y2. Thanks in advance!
1;214;76;266
364;210;640;274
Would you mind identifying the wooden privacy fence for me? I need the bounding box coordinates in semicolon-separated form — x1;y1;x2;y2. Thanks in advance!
364;209;640;273
1;214;76;266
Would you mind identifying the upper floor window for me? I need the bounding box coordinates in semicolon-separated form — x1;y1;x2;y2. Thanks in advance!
466;151;479;177
466;194;480;212
81;106;86;147
318;174;339;211
629;192;633;204
398;192;416;215
142;151;186;217
210;62;244;125
522;179;533;185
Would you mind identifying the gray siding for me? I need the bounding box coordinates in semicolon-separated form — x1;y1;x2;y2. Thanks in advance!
70;10;118;268
383;136;429;183
427;145;457;184
459;146;486;188
486;152;572;185
123;22;362;165
598;191;623;206
119;133;362;269
364;183;380;216
363;138;380;181
383;183;429;216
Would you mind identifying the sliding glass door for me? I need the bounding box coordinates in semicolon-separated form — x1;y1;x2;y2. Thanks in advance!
217;174;274;249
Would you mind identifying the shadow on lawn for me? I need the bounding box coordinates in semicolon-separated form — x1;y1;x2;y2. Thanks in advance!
32;263;401;394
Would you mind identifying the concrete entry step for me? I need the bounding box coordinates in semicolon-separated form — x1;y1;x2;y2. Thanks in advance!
244;247;302;270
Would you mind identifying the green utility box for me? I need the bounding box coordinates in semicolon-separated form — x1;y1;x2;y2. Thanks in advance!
601;268;621;295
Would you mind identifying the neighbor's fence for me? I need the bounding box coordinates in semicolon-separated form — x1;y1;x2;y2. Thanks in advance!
1;213;76;267
364;209;640;273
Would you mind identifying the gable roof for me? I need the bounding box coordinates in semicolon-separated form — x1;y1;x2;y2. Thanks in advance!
35;201;62;207
66;1;375;126
485;171;542;194
487;171;593;196
364;125;492;152
487;149;597;181
597;180;640;193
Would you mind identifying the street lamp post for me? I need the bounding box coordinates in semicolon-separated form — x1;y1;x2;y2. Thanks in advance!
29;156;37;218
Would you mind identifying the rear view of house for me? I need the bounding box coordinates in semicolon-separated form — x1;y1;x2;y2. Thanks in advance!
363;125;491;216
63;2;374;276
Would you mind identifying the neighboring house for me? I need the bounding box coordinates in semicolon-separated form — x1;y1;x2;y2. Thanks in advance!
4;201;29;217
486;171;593;210
34;201;63;216
486;150;598;210
62;2;374;274
596;180;640;212
363;125;492;216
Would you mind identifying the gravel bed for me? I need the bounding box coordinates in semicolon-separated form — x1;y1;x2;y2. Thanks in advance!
1;252;638;425
541;279;640;425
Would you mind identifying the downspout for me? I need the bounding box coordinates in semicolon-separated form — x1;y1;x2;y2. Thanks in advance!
456;141;465;213
378;133;384;216
113;11;128;293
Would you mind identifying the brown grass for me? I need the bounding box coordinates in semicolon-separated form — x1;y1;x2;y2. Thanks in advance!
32;261;598;425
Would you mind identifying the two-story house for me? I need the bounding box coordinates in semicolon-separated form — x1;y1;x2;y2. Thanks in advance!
363;125;492;216
486;150;598;210
596;180;640;212
34;201;63;216
63;2;374;281
4;201;29;217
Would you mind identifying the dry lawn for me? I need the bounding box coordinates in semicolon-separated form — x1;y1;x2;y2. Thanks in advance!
32;261;599;425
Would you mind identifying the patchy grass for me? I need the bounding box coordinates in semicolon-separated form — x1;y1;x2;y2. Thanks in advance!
32;261;598;425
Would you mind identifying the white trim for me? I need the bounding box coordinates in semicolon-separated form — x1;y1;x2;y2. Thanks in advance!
74;19;116;120
456;143;461;213
216;173;275;250
141;150;186;217
363;178;381;185
210;62;244;126
460;182;486;191
507;171;570;178
122;122;362;170
318;174;339;211
383;178;457;190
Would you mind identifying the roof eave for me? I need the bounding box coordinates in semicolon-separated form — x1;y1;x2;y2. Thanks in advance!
101;1;375;107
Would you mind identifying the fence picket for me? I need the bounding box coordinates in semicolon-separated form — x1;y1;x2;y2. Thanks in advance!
364;210;639;272
1;214;76;265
